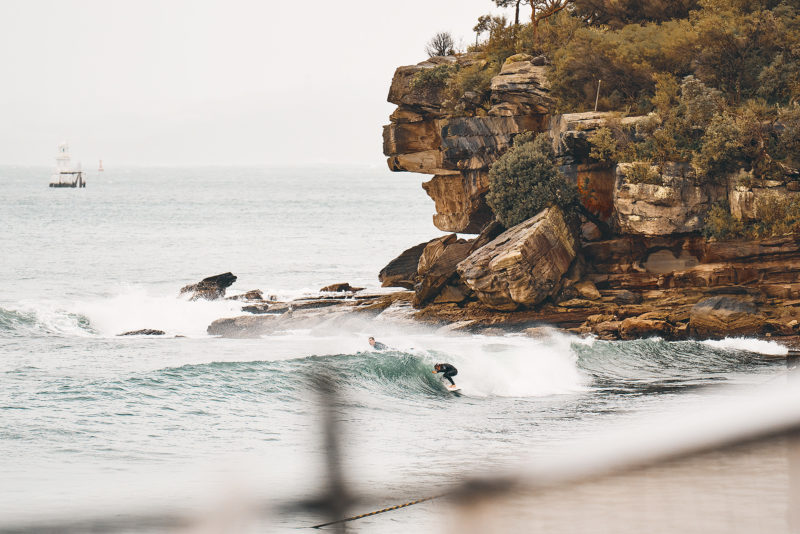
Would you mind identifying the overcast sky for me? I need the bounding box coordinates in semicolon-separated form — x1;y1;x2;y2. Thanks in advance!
0;1;514;166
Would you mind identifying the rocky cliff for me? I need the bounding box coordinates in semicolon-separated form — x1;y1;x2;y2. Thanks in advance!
383;54;548;233
378;53;800;343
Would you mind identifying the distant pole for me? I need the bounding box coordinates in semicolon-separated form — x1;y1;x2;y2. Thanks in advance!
595;79;602;112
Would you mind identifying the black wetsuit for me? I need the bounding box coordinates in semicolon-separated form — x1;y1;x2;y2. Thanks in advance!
435;363;458;386
371;341;387;350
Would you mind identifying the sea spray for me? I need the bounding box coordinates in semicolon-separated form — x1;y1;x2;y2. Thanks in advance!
701;337;788;356
72;286;243;337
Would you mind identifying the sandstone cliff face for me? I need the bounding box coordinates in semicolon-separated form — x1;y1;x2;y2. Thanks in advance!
384;55;550;234
614;163;723;235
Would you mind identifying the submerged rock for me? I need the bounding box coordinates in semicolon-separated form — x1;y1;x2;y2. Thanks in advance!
226;289;264;301
118;329;165;336
320;283;365;293
180;272;237;300
457;207;578;311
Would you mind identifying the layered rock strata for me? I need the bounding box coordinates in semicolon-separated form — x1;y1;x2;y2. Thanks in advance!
384;54;550;233
614;163;723;235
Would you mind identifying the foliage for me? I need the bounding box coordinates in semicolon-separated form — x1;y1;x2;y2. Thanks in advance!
587;127;618;163
572;0;700;28
493;0;527;25
703;194;800;241
444;60;501;113
454;1;800;186
549;19;698;113
633;76;723;165
425;32;456;57
486;132;579;227
410;64;457;90
694;101;799;181
623;163;663;185
703;204;745;240
750;192;800;237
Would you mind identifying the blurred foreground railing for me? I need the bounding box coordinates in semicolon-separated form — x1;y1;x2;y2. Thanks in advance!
4;363;800;533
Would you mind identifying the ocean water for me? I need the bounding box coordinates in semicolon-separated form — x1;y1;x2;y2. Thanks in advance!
0;165;791;532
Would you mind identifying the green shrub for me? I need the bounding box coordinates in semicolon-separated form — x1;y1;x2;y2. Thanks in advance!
703;194;800;241
623;163;663;185
587;127;619;163
410;64;457;90
486;132;579;227
751;193;800;238
703;204;744;240
444;60;500;112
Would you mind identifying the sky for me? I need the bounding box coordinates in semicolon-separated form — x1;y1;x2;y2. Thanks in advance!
0;1;515;167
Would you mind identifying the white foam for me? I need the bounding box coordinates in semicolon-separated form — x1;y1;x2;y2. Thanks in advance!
702;337;788;356
380;329;590;398
71;286;243;338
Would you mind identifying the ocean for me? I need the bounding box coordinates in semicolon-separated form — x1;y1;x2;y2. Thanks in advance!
0;165;790;532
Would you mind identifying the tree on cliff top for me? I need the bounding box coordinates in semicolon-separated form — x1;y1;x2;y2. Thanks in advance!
486;132;579;227
425;32;456;57
494;0;526;25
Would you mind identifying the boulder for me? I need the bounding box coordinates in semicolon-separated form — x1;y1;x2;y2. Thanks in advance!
457;207;578;311
379;241;429;289
180;272;237;300
614;163;722;235
689;296;764;338
618;317;673;340
415;236;474;307
417;234;458;274
118;329;165;336
242;303;272;314
574;281;601;300
592;320;622;339
320;283;364;293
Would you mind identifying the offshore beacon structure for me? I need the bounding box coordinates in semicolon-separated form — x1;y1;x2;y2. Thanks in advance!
49;141;85;188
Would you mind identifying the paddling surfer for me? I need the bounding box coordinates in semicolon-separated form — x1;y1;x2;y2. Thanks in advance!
368;336;387;350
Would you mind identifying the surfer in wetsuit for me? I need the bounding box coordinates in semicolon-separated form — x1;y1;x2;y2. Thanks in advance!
368;336;387;350
433;363;458;387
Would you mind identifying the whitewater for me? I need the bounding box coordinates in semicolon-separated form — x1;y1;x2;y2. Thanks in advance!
0;165;791;532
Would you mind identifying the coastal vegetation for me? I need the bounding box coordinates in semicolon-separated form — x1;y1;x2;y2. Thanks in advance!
414;0;800;236
486;132;578;227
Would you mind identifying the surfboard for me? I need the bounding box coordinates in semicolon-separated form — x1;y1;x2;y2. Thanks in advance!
445;383;461;393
